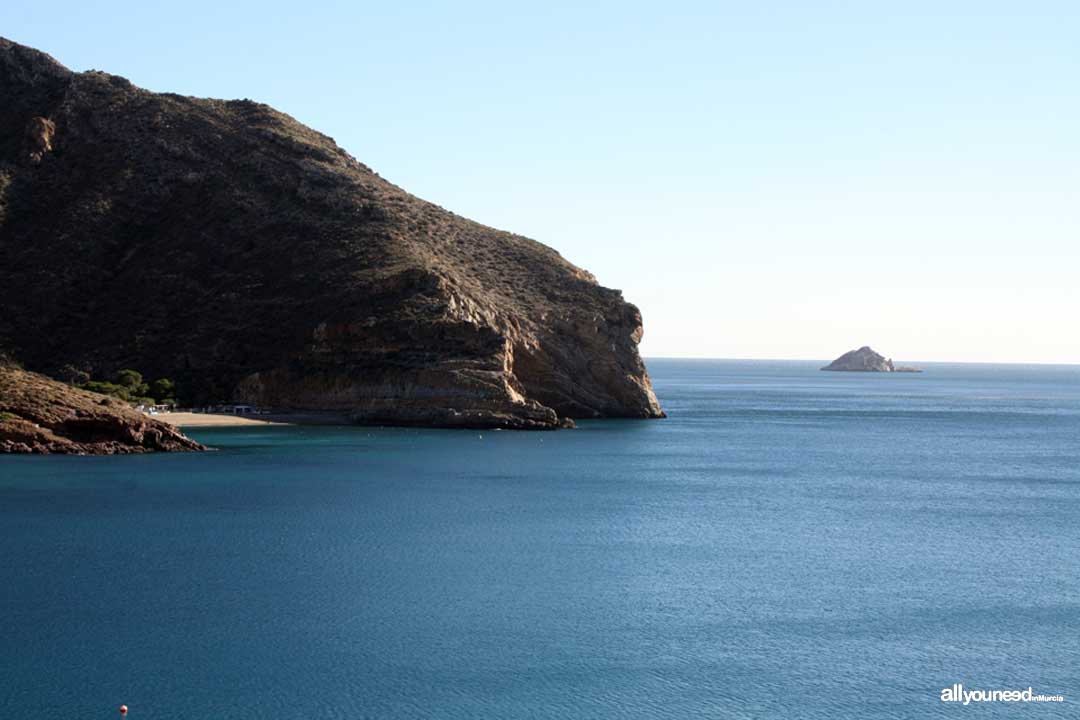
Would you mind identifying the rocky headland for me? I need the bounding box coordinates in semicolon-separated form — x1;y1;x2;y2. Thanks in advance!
821;346;921;373
0;38;664;432
0;361;205;454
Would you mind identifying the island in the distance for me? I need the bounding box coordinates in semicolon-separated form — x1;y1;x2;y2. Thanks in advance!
821;346;922;373
0;38;664;436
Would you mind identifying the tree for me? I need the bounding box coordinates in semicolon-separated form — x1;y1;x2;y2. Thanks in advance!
58;364;90;385
151;378;175;400
115;369;149;397
115;369;143;388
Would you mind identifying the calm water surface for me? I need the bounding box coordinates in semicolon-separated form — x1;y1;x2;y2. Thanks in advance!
2;360;1078;718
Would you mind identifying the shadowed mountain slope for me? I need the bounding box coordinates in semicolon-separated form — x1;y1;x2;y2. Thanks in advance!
0;38;664;429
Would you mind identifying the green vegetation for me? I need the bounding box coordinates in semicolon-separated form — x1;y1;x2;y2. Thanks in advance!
0;410;19;422
115;369;147;393
151;378;176;403
58;364;90;385
77;369;180;407
81;380;133;400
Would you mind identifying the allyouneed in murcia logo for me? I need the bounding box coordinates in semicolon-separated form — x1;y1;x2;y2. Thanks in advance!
940;684;1064;704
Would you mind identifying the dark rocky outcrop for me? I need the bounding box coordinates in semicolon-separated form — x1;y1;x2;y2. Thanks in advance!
0;361;205;454
821;346;921;372
0;38;664;429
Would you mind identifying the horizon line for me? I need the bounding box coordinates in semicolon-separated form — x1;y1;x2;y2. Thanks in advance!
643;355;1080;368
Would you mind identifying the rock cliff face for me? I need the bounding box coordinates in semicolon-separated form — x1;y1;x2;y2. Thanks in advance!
0;38;664;429
821;346;895;372
0;362;205;454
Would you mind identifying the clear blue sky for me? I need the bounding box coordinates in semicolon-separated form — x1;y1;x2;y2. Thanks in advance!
5;1;1078;363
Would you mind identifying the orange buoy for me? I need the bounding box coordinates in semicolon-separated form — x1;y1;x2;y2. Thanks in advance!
119;705;128;716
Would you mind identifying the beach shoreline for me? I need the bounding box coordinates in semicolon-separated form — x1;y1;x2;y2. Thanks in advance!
148;412;287;427
149;411;353;428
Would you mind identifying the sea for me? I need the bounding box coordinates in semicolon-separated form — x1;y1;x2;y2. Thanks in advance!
2;359;1078;719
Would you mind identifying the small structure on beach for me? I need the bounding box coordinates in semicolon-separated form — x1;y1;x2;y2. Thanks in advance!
137;403;175;415
222;404;256;415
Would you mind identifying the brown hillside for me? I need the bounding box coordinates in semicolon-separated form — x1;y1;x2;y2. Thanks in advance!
0;361;205;454
0;38;664;429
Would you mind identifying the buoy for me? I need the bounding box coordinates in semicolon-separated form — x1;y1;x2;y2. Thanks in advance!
119;706;128;716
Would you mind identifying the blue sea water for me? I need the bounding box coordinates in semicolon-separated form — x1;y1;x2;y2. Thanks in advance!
2;359;1078;719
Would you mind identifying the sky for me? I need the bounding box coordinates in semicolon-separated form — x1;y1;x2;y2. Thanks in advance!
4;1;1078;363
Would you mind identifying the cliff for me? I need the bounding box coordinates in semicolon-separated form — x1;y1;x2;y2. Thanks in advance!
0;38;664;429
0;361;205;454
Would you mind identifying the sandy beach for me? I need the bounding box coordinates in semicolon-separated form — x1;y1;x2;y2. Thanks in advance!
149;412;288;427
150;411;353;427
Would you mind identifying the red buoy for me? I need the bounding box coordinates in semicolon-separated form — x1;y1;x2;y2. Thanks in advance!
119;705;128;716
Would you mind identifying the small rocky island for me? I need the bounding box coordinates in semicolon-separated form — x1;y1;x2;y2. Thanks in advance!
0;361;205;454
821;346;921;373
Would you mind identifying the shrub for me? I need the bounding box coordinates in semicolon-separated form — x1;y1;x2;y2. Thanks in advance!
80;370;182;406
80;381;133;402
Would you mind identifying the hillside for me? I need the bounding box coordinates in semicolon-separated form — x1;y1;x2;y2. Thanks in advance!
0;361;205;454
0;38;664;429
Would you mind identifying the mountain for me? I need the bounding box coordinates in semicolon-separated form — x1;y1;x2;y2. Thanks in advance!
0;360;204;454
0;38;664;429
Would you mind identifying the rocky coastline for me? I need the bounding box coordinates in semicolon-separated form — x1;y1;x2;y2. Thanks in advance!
0;362;205;454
